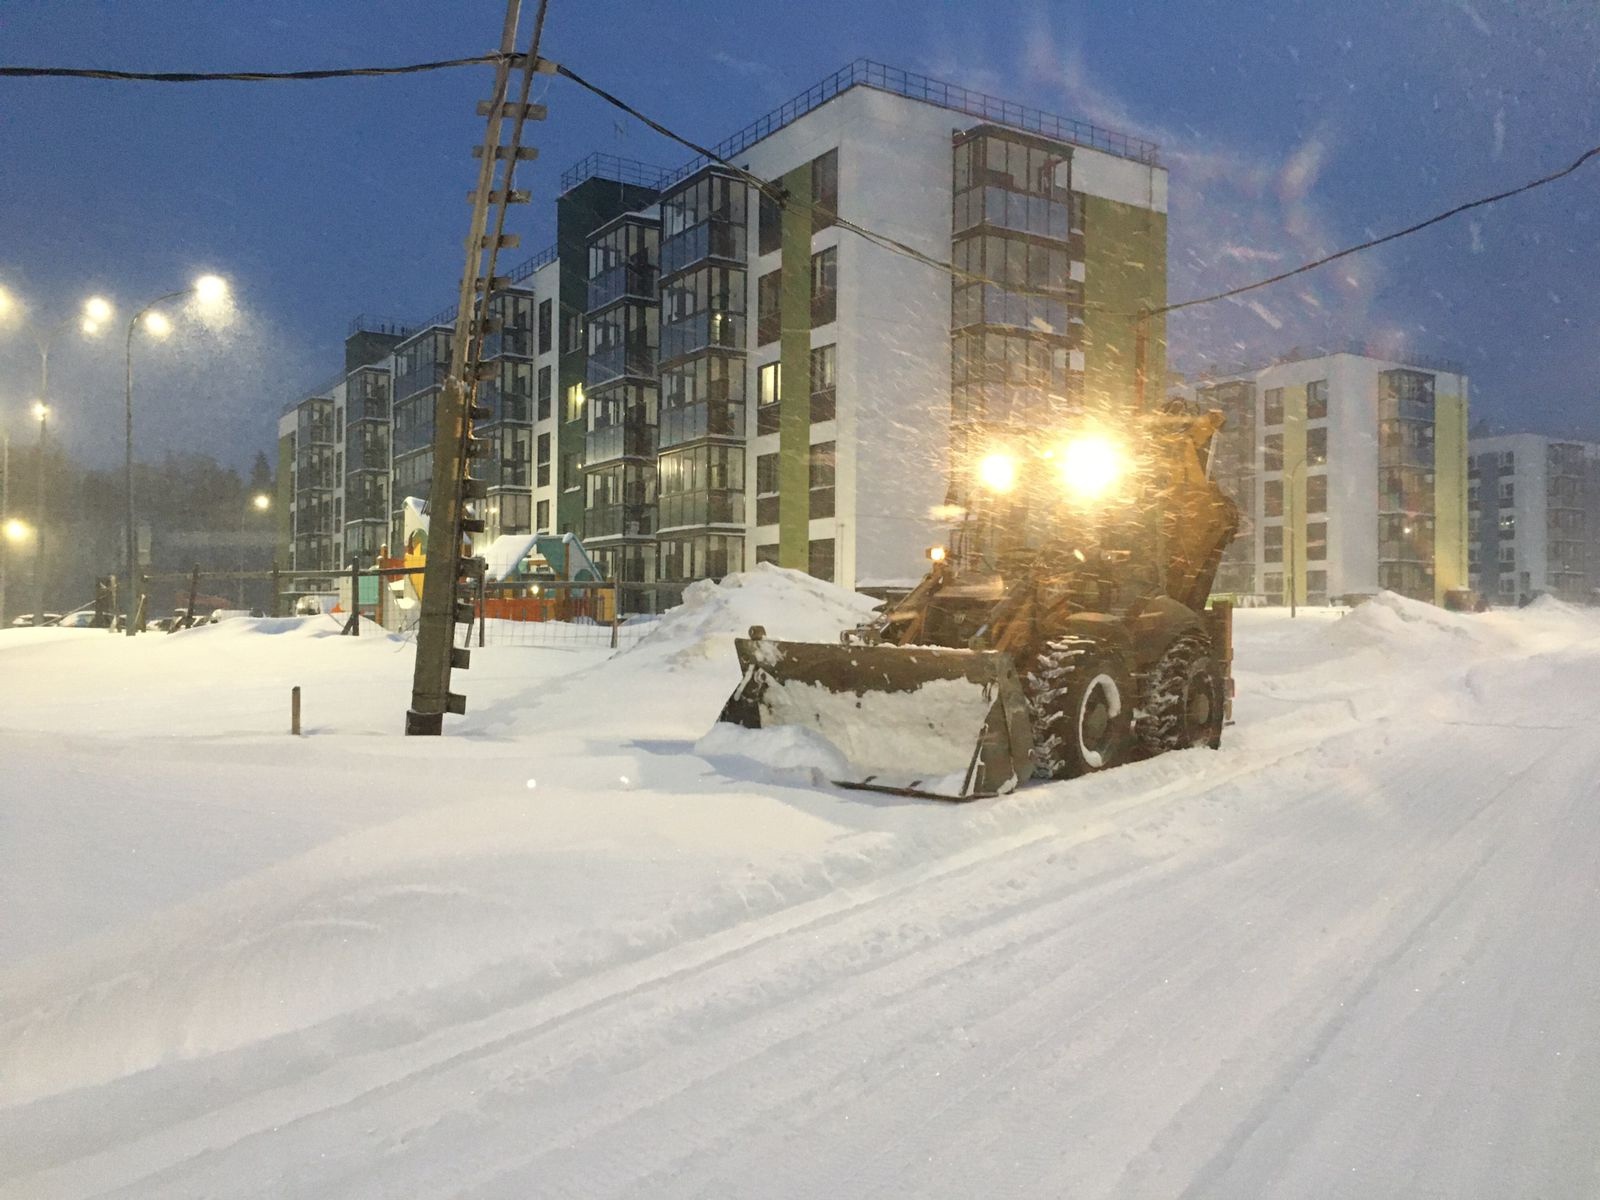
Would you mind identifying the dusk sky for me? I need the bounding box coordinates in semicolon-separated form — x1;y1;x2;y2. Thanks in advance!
2;0;1595;470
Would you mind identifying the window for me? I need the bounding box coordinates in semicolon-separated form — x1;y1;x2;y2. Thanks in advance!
811;247;837;326
1306;379;1328;420
808;537;835;582
1499;513;1516;539
757;269;782;345
1306;473;1327;514
810;148;838;231
1264;524;1283;563
1264;433;1283;472
758;190;782;257
1499;452;1515;476
1264;479;1283;518
536;499;549;532
497;493;532;536
1306;426;1328;466
538;299;553;355
565;383;584;423
756;452;779;494
755;451;780;525
810;344;836;423
1263;571;1284;597
561;450;580;492
809;441;836;519
562;313;583;354
1306;569;1327;598
757;362;782;435
537;365;552;421
756;543;780;565
1306;521;1327;561
1264;388;1284;427
536;432;551;487
1498;480;1514;503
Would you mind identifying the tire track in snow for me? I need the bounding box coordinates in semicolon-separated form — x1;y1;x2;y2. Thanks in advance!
12;727;1367;1199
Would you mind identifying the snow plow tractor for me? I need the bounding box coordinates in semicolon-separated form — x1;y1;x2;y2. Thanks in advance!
717;407;1240;800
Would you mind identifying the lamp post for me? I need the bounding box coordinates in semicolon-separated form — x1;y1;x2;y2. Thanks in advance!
0;289;115;624
31;401;48;625
1285;457;1308;618
123;275;230;636
240;492;271;606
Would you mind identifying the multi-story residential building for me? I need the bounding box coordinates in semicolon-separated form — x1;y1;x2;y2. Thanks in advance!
1467;432;1600;604
277;60;1170;608
1197;345;1470;605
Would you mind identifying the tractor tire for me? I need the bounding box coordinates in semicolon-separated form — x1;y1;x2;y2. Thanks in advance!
1138;633;1224;756
1025;638;1135;780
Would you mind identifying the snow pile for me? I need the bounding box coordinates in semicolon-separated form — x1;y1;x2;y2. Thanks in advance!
694;722;852;786
621;563;881;669
1321;589;1496;653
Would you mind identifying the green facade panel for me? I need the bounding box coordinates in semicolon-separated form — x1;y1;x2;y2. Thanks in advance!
1080;196;1167;411
1433;389;1469;600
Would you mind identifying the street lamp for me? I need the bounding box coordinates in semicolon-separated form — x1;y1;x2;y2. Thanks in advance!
239;492;271;605
123;274;231;636
0;289;115;623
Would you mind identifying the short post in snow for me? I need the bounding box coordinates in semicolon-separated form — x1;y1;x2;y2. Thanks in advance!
342;558;361;636
291;685;301;736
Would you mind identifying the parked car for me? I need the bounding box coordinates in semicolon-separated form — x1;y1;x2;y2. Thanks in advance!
8;613;64;628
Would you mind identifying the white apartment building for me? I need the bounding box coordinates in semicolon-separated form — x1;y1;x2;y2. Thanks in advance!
1196;346;1470;605
1467;432;1600;603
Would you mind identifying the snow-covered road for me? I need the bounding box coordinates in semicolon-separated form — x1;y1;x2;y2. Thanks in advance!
3;575;1598;1198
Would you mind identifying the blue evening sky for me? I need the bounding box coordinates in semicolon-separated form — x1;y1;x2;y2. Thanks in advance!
1;0;1595;468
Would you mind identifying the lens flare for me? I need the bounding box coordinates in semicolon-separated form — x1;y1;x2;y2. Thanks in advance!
977;452;1018;494
1057;434;1126;501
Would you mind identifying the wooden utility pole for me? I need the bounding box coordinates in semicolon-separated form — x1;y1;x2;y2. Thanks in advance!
406;0;550;733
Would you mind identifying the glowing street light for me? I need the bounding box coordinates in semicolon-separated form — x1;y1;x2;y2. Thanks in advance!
194;274;229;307
252;492;271;512
123;274;233;634
4;518;31;543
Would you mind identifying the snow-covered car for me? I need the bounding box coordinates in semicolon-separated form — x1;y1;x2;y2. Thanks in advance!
7;612;63;628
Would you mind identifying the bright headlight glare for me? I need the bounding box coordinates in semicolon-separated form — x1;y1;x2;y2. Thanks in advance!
1058;434;1126;500
977;452;1018;493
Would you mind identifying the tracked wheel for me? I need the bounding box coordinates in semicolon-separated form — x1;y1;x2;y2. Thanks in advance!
1138;632;1224;756
1025;637;1134;780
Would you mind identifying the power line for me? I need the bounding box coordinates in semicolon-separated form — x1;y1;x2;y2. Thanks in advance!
0;53;514;84
1156;142;1600;318
551;56;1600;325
549;59;1011;291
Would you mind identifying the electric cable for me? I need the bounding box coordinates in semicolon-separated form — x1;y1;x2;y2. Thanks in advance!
0;53;514;84
550;57;1600;321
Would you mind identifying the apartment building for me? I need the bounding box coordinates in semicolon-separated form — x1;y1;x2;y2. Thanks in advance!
563;61;1167;600
1196;345;1469;606
1467;432;1600;603
277;60;1169;606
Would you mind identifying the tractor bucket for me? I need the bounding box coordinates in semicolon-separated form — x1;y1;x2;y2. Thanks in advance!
717;631;1034;800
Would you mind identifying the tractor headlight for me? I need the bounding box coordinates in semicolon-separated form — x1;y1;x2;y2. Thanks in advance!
1057;434;1126;501
976;452;1019;494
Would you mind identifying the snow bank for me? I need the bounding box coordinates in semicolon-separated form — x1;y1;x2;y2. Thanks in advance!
620;563;881;669
1321;590;1495;653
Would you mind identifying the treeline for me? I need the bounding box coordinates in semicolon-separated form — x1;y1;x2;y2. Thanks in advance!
0;446;275;620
